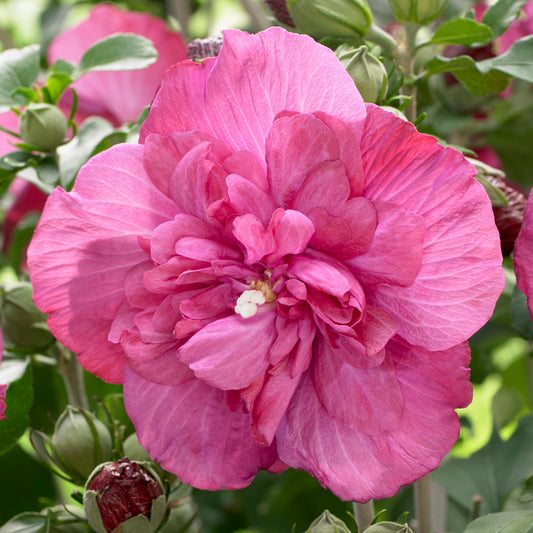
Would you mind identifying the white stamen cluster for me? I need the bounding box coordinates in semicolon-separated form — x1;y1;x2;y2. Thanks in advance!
235;289;266;318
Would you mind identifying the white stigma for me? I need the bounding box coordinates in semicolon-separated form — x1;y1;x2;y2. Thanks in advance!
235;289;266;319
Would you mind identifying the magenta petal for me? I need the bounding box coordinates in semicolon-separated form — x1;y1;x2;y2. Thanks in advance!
269;209;315;263
361;105;504;350
348;201;426;287
28;145;174;383
266;114;340;207
312;336;403;434
277;341;471;501
48;4;188;125
124;367;278;489
141;27;365;162
227;173;277;225
178;310;277;390
233;214;276;265
514;193;533;316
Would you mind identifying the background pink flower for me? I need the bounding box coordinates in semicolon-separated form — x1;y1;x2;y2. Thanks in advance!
514;193;533;316
2;5;188;257
28;27;504;501
47;3;188;126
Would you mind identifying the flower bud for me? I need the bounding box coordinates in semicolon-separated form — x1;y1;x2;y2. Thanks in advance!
187;36;224;61
287;0;372;40
19;103;68;151
0;282;55;351
388;0;448;24
336;45;388;103
83;458;166;533
51;406;113;481
305;510;352;533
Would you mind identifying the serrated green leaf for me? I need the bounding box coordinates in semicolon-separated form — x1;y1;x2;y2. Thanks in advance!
0;45;40;110
0;512;49;533
463;511;533;532
0;358;33;455
430;18;493;46
434;416;533;515
479;35;533;82
75;33;157;78
482;0;530;38
425;55;510;95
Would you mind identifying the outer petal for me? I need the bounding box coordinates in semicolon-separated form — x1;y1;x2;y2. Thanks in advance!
141;27;366;163
514;193;533;316
124;367;278;490
277;340;472;501
27;145;176;383
47;4;188;125
361;105;504;350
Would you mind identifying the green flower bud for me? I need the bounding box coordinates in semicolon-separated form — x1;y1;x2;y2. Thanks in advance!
19;103;68;151
287;0;372;40
51;406;113;481
84;458;166;533
305;510;352;533
388;0;448;24
0;282;55;351
365;521;413;532
336;45;388;103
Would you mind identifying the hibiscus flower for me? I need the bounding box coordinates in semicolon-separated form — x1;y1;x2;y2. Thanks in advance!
28;27;504;501
514;193;533;317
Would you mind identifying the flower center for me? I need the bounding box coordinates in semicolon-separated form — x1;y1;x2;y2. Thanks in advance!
234;279;277;319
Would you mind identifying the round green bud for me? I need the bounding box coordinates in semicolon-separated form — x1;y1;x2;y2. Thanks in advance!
123;432;151;462
19;103;68;151
0;282;55;351
51;406;113;481
287;0;372;40
388;0;449;24
305;510;352;533
336;45;388;103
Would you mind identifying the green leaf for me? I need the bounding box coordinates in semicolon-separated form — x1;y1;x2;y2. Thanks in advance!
425;55;510;95
75;33;157;78
57;117;115;189
0;45;40;110
36;156;60;188
511;286;533;339
430;18;493;46
0;358;33;455
482;0;530;38
479;35;533;83
434;416;533;515
49;59;76;77
463;511;533;532
43;73;72;105
0;512;49;533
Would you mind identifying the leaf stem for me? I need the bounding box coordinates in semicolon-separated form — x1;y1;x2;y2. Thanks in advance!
399;23;420;123
58;345;89;410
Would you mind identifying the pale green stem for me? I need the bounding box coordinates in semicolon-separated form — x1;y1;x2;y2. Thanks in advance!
414;476;432;533
59;345;89;410
353;500;374;531
399;23;420;123
239;0;271;31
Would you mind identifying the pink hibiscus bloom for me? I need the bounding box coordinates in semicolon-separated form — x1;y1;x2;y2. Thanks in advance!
514;193;533;316
28;28;504;501
47;3;188;126
0;329;6;420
